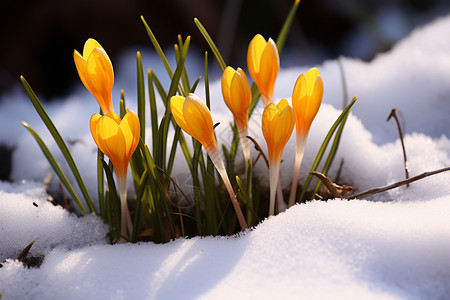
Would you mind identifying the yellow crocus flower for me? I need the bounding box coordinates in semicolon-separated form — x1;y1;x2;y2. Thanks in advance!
74;38;114;114
288;68;323;207
247;34;280;106
170;93;217;153
90;110;140;242
262;99;295;215
170;93;248;231
221;66;252;170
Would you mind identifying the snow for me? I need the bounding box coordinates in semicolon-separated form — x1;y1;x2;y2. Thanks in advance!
1;13;450;300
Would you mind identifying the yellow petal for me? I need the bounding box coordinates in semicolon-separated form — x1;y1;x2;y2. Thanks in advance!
221;66;234;111
74;39;114;114
247;35;279;106
119;110;140;163
292;68;323;136
183;94;217;152
258;38;279;100
98;115;127;177
273;104;295;162
247;34;267;76
83;38;103;57
230;70;251;130
90;111;139;179
262;103;279;162
170;96;197;138
90;113;104;154
262;100;295;164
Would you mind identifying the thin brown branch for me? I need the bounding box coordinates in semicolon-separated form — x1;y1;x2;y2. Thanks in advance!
387;108;410;187
58;179;70;211
349;166;450;199
247;135;269;168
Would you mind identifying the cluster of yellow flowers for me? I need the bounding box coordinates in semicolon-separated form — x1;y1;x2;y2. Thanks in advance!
73;33;323;235
74;39;140;241
170;34;324;218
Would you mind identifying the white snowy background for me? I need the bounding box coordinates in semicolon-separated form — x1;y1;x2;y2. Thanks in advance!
1;12;450;300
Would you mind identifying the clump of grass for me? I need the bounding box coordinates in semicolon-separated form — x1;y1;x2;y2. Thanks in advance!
20;0;354;243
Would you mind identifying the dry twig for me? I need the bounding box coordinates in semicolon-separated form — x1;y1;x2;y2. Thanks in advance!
387;108;410;186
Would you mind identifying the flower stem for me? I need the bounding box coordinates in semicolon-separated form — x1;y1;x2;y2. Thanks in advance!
238;127;251;174
118;176;133;243
269;162;280;216
288;136;306;207
208;147;248;231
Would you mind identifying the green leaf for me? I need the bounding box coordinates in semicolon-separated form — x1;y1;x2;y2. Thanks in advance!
160;36;191;171
101;159;121;243
148;69;159;156
276;0;301;53
190;76;201;93
140;16;184;96
298;97;357;202
136;52;146;141
97;149;105;218
312;102;351;196
204;51;211;109
22;121;87;214
20;76;96;214
194;18;227;71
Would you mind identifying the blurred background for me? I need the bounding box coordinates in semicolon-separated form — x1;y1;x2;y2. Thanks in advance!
1;0;450;100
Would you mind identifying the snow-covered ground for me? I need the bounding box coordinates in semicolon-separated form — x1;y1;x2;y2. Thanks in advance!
1;12;450;300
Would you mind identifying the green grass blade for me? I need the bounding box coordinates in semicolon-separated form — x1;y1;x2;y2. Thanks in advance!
194;18;226;71
97;149;105;218
132;168;148;241
20;76;96;214
101;159;121;243
312;104;351;196
298;97;357;202
148;69;159;156
176;36;191;96
166;126;181;176
139;139;175;241
190;76;201;93
22;121;87;214
160;36;191;170
191;140;205;235
141;16;174;77
204;51;211;109
136;52;146;141
150;71;168;106
120;91;126;118
168;36;190;99
276;0;301;53
140;16;184;96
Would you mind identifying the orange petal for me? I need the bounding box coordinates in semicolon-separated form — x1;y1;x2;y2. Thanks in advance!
83;38;103;57
170;96;197;139
183;94;217;151
119;110;140;162
247;34;266;76
292;68;323;135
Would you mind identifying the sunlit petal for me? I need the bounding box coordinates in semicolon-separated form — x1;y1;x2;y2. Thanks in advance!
292;67;323;135
183;94;217;152
247;35;279;106
170;95;197;139
74;38;114;113
90;111;139;178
